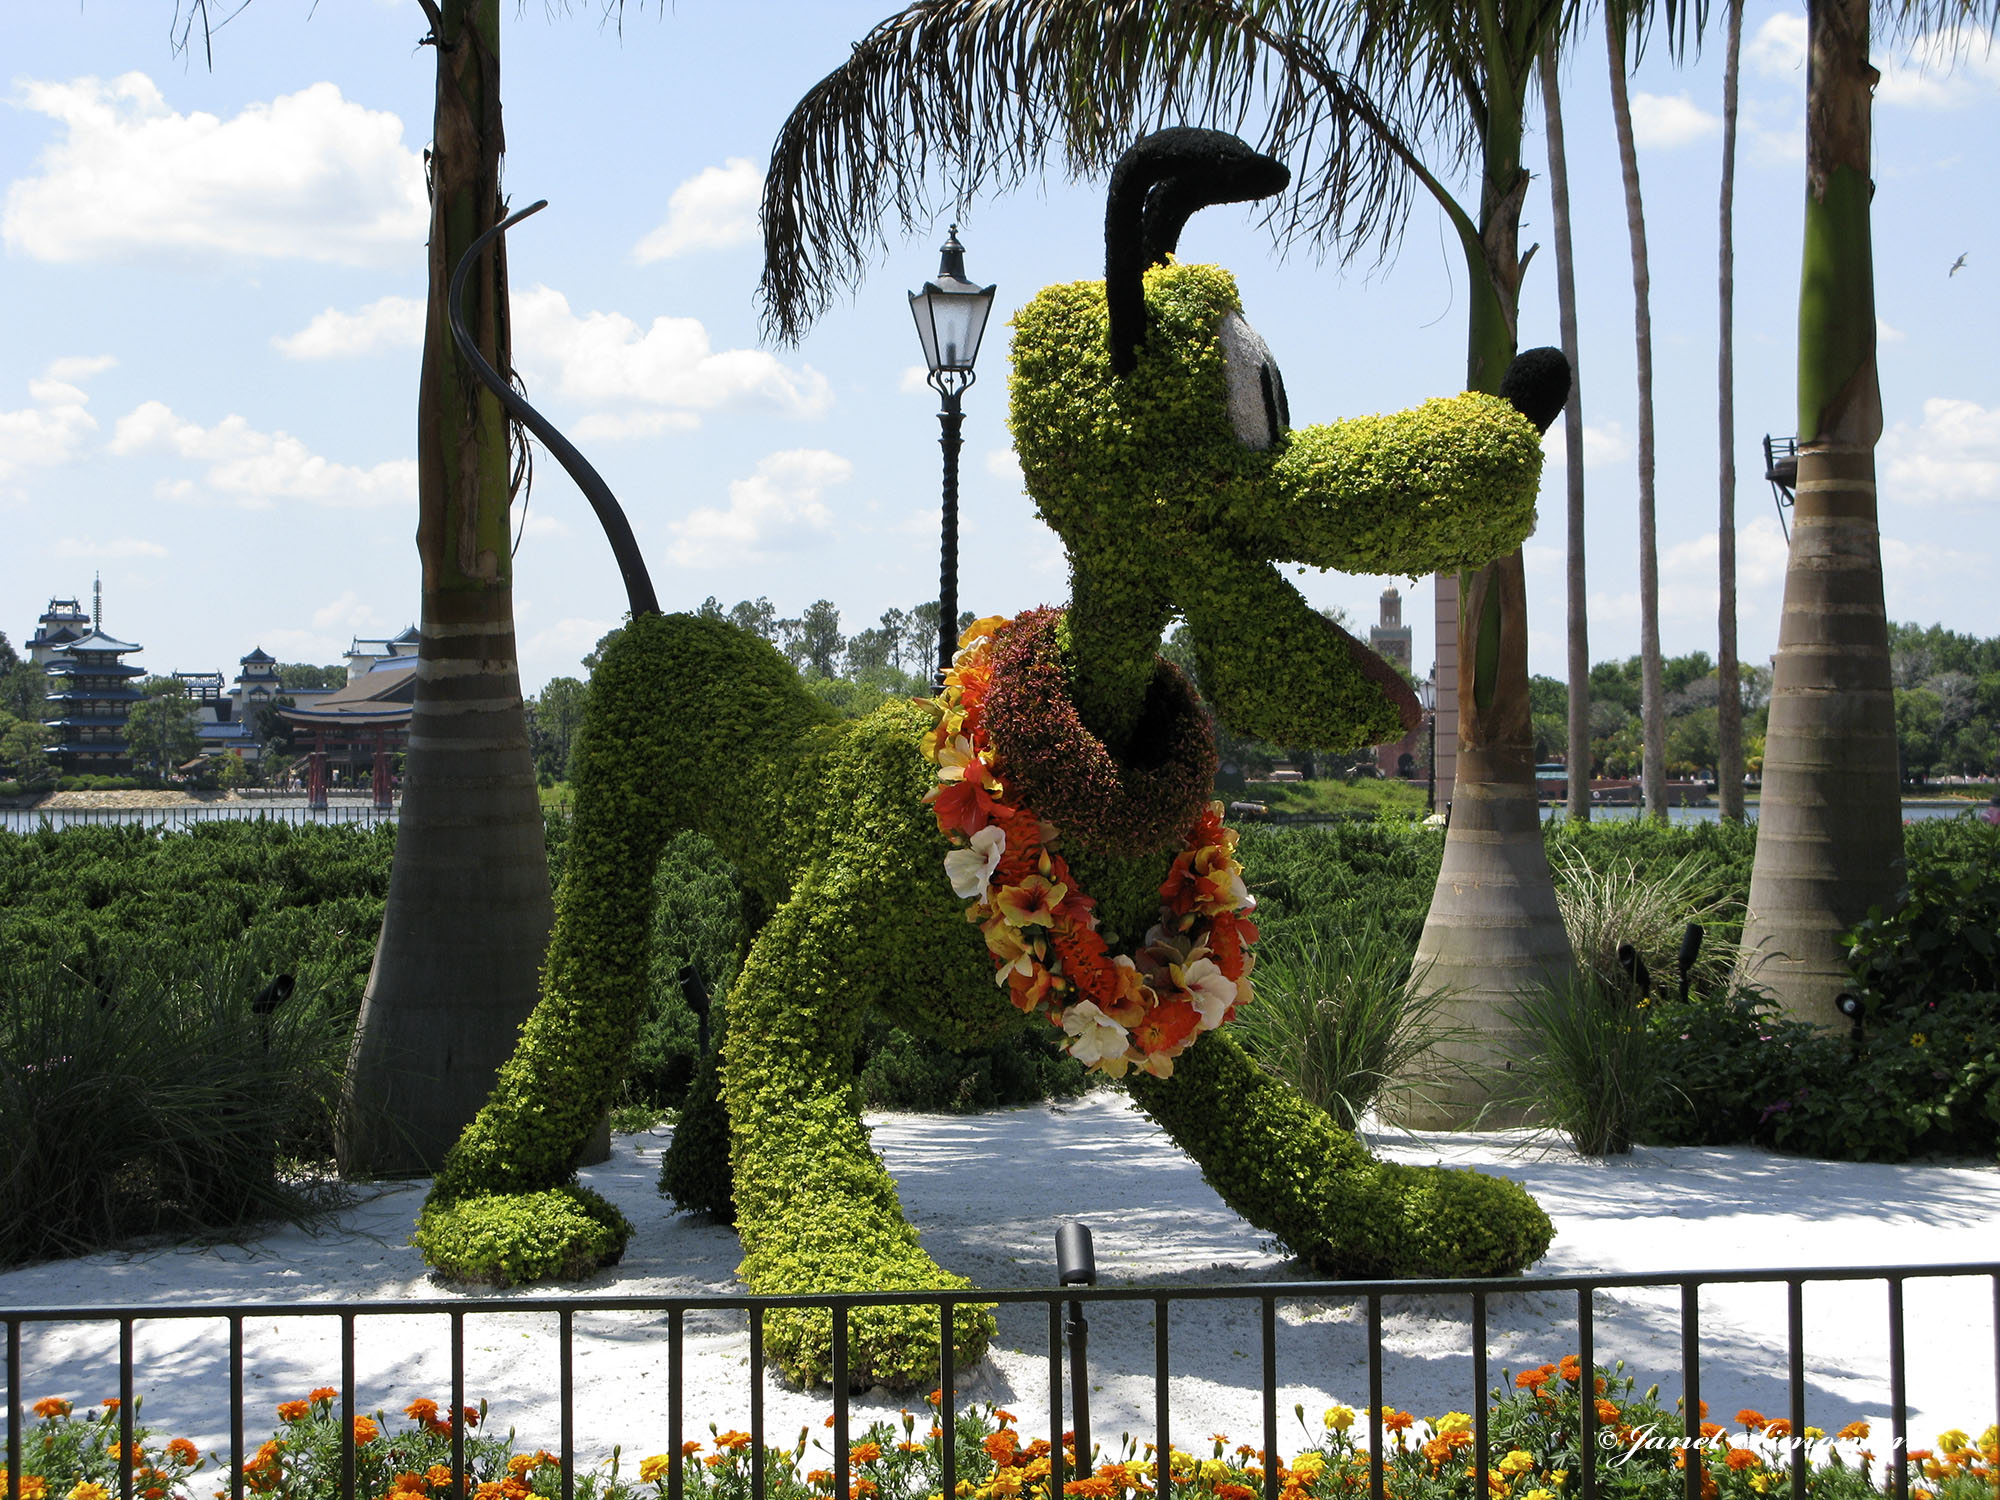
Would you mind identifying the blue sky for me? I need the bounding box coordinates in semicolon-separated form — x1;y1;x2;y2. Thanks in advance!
3;2;1995;695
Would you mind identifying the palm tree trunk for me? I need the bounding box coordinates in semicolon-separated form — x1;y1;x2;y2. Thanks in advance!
1716;0;1747;822
1408;83;1576;1128
1740;0;1901;1025
1539;41;1590;824
336;0;556;1176
1606;15;1667;821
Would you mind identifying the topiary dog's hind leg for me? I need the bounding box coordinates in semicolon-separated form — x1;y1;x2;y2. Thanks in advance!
1126;1030;1554;1277
724;864;996;1389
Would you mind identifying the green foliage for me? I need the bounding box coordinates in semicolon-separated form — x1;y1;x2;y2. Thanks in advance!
0;950;352;1267
1844;817;2000;1014
855;1016;1092;1114
412;1185;632;1285
1504;973;1667;1156
1548;845;1742;1003
657;1041;735;1221
1237;820;1446;946
1546;817;1756;945
125;678;201;778
1232;919;1465;1130
1128;1030;1554;1276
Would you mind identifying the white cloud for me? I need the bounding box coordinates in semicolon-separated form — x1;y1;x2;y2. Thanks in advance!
0;357;113;481
1583;516;1793;634
666;449;850;568
1747;14;1807;78
4;73;427;265
311;592;383;631
1631;92;1722;149
568;411;702;441
632;157;762;262
1542;420;1629;470
1879;34;2000;109
1881;397;2000;505
53;536;168;559
274;296;425;359
1878;318;1905;344
900;365;934;397
109;400;417;510
510;284;831;429
984;447;1023;483
520;512;571;539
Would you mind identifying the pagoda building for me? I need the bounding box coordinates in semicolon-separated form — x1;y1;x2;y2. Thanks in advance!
43;617;145;774
25;597;91;665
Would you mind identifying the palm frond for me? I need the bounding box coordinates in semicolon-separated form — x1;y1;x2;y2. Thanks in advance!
758;0;1435;344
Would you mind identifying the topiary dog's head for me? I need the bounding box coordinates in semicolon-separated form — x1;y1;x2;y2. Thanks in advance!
1008;129;1562;751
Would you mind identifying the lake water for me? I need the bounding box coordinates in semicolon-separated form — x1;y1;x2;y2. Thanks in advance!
0;799;398;835
1540;800;1989;825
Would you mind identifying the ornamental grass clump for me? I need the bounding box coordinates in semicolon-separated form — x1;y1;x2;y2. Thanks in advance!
1503;971;1665;1156
0;951;351;1268
1232;920;1466;1131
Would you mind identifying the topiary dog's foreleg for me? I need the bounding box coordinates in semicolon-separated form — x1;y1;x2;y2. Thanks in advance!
1126;1030;1554;1277
724;867;995;1389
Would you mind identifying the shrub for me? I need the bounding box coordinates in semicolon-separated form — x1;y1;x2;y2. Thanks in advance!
1844;819;2000;1019
1504;972;1668;1156
411;1185;632;1286
1231;919;1465;1130
0;951;352;1267
856;1016;1092;1113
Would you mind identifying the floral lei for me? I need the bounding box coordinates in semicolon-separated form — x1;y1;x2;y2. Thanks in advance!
919;613;1258;1078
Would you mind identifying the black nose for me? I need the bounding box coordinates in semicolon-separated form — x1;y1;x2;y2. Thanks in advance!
1499;346;1572;434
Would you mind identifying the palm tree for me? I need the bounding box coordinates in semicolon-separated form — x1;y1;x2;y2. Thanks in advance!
333;0;558;1176
758;0;1577;1125
1538;41;1590;823
1741;0;2000;1022
1604;3;1667;821
1715;0;1746;823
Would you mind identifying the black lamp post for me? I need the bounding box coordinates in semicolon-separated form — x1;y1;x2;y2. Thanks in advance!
909;227;996;682
1055;1223;1097;1474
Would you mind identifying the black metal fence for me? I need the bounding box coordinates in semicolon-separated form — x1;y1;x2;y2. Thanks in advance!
6;1263;1997;1500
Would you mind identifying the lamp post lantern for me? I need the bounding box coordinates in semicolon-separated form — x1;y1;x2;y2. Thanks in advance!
909;227;996;682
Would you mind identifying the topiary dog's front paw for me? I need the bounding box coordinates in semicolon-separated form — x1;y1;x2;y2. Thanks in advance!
741;1238;995;1391
413;1185;632;1286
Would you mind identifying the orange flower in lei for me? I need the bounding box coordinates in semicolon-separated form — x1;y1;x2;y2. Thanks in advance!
922;615;1257;1078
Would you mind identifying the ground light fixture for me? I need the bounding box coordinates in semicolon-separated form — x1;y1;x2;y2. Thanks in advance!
1056;1221;1097;1472
909;227;996;682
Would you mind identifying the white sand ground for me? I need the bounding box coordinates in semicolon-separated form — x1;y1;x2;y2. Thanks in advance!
3;1094;1996;1469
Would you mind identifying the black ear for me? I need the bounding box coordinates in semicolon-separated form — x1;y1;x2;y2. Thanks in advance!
1104;129;1290;376
1499;346;1571;433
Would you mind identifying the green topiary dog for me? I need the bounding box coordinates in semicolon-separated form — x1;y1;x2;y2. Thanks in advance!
415;130;1567;1389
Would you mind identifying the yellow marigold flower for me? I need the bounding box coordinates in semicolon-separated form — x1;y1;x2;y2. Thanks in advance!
1433;1414;1473;1437
988;1471;1024;1498
33;1399;72;1420
1291;1455;1327;1482
1524;1490;1556;1500
1498;1452;1534;1477
1937;1431;1970;1455
1199;1460;1233;1483
1323;1407;1355;1433
1550;1471;1569;1486
69;1485;111;1500
1909;1034;1927;1048
637;1456;671;1484
1804;1428;1825;1441
20;1478;50;1500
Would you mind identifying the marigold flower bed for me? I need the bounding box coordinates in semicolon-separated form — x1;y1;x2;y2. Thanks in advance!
7;1359;1994;1500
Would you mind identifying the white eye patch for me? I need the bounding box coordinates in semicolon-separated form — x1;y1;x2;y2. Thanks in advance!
1217;311;1290;450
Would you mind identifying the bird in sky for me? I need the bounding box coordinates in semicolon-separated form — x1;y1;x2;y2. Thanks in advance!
1949;253;1969;276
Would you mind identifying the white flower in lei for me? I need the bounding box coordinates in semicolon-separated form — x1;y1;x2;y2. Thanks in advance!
1061;999;1130;1068
944;824;1007;900
1180;956;1238;1030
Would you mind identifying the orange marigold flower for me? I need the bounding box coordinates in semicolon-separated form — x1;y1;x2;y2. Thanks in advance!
1700;1424;1726;1441
101;1400;121;1413
308;1390;337;1405
1066;1480;1119;1500
33;1398;73;1419
405;1400;441;1426
1736;1411;1769;1432
986;1432;1020;1465
1215;1486;1257;1500
1382;1412;1416;1433
852;1481;878;1499
1765;1421;1793;1439
680;1442;701;1458
426;1466;455;1489
392;1473;429;1493
716;1432;753;1454
276;1402;310;1423
1514;1371;1548;1390
352;1417;380;1446
1596;1400;1621;1425
703;1456;728;1470
850;1443;883;1465
18;1478;50;1500
996;1410;1018;1428
498;1479;530;1500
166;1440;200;1465
1558;1356;1583;1382
1838;1423;1871;1442
1724;1450;1760;1473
